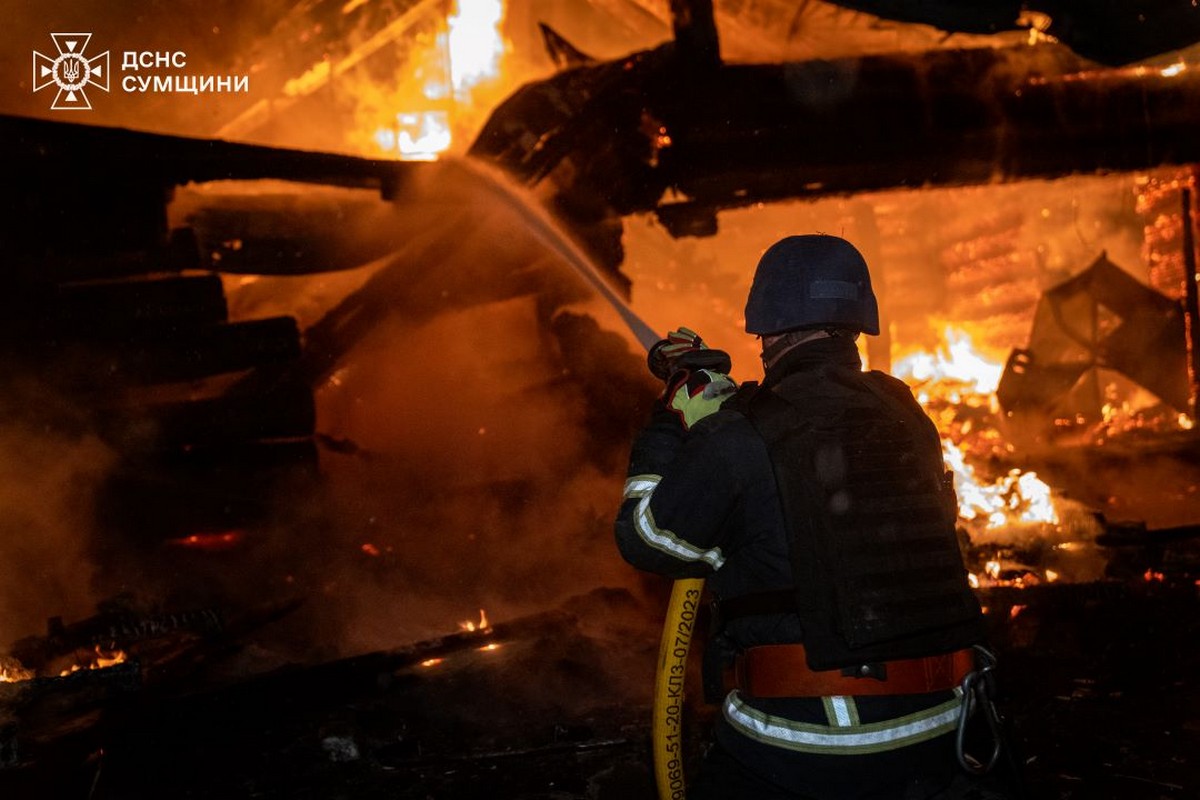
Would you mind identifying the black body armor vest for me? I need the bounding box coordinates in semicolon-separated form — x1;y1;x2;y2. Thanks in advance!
741;362;984;670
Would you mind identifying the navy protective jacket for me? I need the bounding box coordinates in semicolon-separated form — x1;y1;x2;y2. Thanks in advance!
615;336;970;768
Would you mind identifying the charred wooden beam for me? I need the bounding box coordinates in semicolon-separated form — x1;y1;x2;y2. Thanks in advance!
659;47;1200;213
29;316;302;386
669;0;721;67
98;440;319;538
141;609;577;723
1094;522;1200;548
0;660;143;709
8;610;222;676
100;379;316;451
43;274;228;332
472;44;1200;240
1183;184;1200;420
824;0;1200;66
0;114;426;196
0;114;430;279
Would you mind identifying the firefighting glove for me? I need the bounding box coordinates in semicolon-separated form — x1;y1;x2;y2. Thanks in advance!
647;327;732;380
663;367;738;431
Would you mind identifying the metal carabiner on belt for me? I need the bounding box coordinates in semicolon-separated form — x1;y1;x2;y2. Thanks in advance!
956;645;1003;775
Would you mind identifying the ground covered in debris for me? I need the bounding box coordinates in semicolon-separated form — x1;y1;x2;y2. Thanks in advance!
3;560;1200;799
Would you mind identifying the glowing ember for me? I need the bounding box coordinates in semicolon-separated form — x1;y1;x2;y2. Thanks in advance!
420;658;444;668
478;643;501;652
166;531;245;551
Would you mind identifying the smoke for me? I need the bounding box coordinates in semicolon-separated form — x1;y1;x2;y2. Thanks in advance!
195;158;661;659
0;386;116;646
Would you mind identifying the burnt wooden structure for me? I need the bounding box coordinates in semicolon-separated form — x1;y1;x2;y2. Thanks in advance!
471;41;1200;270
0;115;430;542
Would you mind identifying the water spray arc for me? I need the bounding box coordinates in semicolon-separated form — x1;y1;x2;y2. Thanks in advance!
440;157;703;798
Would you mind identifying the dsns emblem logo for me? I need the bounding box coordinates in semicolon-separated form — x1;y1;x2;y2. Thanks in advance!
32;33;110;110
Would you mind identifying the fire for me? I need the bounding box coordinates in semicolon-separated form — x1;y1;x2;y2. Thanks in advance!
459;608;490;633
59;645;128;677
896;326;1060;530
0;658;34;683
942;441;1059;528
360;0;507;160
373;112;452;161
447;0;505;97
894;328;1004;396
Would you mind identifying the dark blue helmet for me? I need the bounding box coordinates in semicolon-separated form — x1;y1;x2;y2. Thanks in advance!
744;235;880;336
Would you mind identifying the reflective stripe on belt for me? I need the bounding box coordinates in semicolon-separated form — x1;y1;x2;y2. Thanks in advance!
724;689;964;755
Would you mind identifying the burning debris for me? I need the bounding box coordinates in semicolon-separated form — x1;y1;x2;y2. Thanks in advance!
2;1;1200;797
997;252;1193;447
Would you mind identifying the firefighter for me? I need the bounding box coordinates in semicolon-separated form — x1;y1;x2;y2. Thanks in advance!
615;234;989;799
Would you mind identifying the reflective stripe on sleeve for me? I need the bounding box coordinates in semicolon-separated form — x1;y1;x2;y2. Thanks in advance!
623;475;726;570
724;689;963;755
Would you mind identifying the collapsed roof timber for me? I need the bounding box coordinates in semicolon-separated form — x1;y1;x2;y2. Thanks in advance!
471;0;1200;271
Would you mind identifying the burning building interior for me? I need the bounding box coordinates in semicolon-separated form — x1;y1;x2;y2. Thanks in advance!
2;0;1200;797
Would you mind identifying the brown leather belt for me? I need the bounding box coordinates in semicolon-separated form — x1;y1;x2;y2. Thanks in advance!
734;644;975;698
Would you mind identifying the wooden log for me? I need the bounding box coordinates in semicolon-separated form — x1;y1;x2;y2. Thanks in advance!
47;275;228;331
100;379;315;450
98;440;319;538
9;610;223;675
0;660;142;714
42;317;302;386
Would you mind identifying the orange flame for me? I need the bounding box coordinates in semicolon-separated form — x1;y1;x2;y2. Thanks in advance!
0;659;34;683
361;0;507;160
458;608;490;633
59;645;128;677
896;326;1060;530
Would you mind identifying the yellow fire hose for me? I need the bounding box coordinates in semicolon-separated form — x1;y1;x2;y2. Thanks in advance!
652;577;705;800
522;216;707;799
